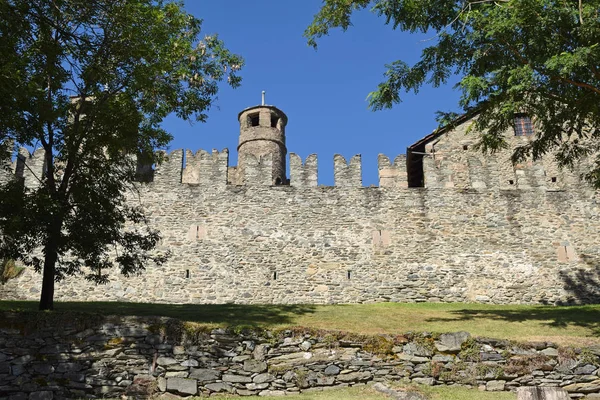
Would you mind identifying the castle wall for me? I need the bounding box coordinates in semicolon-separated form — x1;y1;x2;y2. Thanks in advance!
2;153;599;304
421;119;581;191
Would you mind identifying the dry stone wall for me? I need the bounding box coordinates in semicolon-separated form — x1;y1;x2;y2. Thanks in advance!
1;314;599;400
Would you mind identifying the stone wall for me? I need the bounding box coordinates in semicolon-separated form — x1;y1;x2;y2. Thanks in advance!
0;314;599;399
1;117;600;305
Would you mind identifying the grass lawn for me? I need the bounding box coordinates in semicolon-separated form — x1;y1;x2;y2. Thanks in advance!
206;384;516;400
2;300;599;345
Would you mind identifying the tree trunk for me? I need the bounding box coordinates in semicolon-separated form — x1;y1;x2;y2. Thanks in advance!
39;247;57;311
39;220;61;311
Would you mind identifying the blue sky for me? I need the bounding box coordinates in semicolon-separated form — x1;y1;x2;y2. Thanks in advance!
163;1;462;185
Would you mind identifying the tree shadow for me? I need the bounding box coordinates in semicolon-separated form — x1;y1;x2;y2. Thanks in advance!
558;253;600;305
0;301;317;327
425;306;600;333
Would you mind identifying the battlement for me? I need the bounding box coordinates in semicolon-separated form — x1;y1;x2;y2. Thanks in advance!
0;145;587;192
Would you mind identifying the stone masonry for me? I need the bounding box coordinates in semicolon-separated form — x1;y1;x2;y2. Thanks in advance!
0;104;599;305
1;314;600;399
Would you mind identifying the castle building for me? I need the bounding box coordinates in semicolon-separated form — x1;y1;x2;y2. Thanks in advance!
1;102;599;305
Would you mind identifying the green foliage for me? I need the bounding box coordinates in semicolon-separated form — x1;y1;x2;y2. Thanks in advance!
459;337;480;362
0;0;243;309
0;259;23;284
362;335;395;355
306;0;600;186
504;353;550;375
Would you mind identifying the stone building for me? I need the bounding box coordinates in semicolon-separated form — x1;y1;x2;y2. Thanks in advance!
1;102;599;305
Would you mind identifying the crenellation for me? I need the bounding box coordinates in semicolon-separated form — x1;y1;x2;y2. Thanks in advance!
182;148;229;187
334;154;362;187
377;154;407;188
17;147;46;189
241;153;273;186
153;149;184;186
290;153;318;187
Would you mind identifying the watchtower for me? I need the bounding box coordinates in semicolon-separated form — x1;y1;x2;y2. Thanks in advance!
237;92;288;185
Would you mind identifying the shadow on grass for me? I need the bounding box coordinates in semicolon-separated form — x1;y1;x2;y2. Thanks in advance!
425;306;600;336
0;301;317;327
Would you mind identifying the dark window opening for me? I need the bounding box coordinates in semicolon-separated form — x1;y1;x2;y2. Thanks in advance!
514;114;534;136
271;115;280;128
463;145;469;150
185;269;190;279
249;113;260;127
273;271;277;280
275;177;282;185
551;177;557;183
347;270;351;280
508;179;514;185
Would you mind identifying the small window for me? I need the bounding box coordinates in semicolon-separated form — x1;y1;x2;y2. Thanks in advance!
514;114;534;136
551;177;557;183
273;271;277;280
347;270;351;280
508;180;514;185
185;270;190;279
271;115;280;128
275;177;282;185
249;113;260;127
462;145;468;150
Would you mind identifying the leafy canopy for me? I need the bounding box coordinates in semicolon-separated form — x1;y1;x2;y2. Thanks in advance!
306;0;600;186
0;0;243;309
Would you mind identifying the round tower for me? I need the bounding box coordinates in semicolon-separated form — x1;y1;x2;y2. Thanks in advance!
237;98;288;185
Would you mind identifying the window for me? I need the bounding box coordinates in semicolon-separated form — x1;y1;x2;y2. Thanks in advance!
514;114;534;136
271;115;280;128
249;113;260;127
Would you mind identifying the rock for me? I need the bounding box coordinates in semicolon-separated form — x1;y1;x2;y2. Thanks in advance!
516;386;570;399
434;332;471;353
246;383;269;390
403;343;433;357
180;359;199;367
205;382;234;393
574;365;597;375
189;368;220;382
486;380;506;391
32;364;54;375
412;377;434;386
563;380;600;393
222;374;252;383
243;359;267;373
253;344;269;361
166;377;197;396
156;357;178;366
253;373;275;384
9;393;27;400
317;376;335;386
29;392;53;400
300;341;312;351
157;377;167;392
481;352;503;361
336;371;372;383
541;348;559;357
324;364;341;376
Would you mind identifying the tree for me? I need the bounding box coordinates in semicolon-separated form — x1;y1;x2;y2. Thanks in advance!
0;0;243;310
306;0;600;185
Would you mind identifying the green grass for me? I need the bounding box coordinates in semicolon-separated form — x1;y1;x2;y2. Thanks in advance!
205;384;516;400
1;301;599;345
